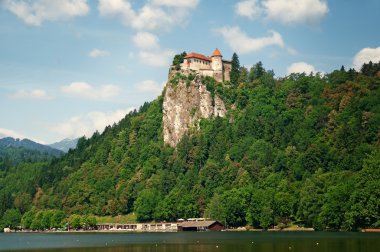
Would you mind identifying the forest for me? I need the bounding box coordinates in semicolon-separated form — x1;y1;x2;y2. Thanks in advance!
1;57;379;231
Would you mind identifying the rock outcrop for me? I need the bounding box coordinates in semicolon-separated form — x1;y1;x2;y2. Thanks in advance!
163;70;227;147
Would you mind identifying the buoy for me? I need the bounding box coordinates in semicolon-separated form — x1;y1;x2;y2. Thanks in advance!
216;245;219;248
289;246;292;250
317;242;319;246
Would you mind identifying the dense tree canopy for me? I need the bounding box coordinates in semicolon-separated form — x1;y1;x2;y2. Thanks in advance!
1;61;379;231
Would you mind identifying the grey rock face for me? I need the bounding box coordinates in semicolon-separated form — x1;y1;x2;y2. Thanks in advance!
163;71;226;147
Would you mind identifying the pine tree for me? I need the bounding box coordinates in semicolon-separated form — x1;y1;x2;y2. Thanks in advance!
230;52;240;85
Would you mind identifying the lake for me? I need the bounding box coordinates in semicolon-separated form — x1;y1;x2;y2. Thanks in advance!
1;232;379;252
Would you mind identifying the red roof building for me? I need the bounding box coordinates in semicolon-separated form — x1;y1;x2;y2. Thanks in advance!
180;49;231;82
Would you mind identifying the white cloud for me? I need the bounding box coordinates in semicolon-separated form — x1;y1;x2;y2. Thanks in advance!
0;128;28;140
2;0;89;26
138;49;175;67
88;48;109;58
0;128;46;144
352;46;380;71
11;89;51;100
132;32;159;50
48;108;134;139
98;0;198;31
264;0;328;25
61;82;120;100
131;31;174;67
235;0;328;25
151;0;199;8
235;0;263;20
135;80;163;95
287;62;317;75
217;26;284;54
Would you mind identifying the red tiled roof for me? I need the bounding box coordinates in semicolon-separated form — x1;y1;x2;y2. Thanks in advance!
184;52;211;61
212;48;222;57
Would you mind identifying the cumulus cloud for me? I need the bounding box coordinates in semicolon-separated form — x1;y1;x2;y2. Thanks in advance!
217;26;284;54
287;62;317;75
61;82;120;100
11;89;51;100
135;80;163;95
48;108;134;139
235;0;263;20
264;0;328;25
2;0;89;26
132;32;160;50
138;49;175;67
88;48;109;58
352;46;380;71
98;0;199;31
235;0;328;25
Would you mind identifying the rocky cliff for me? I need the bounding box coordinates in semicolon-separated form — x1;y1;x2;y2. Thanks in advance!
163;70;227;147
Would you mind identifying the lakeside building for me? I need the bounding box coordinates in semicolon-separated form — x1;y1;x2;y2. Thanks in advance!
177;220;223;231
96;220;223;232
180;49;231;82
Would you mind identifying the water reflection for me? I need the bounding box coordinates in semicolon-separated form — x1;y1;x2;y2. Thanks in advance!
2;232;380;252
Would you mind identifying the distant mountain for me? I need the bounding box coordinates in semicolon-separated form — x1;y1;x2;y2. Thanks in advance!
0;137;63;157
49;138;79;152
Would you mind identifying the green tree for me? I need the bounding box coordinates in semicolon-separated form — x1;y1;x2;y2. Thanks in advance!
134;189;159;222
238;66;248;84
260;205;273;229
40;210;53;229
344;150;380;230
2;208;22;229
51;210;66;228
230;52;240;85
172;51;187;70
21;209;36;229
82;215;96;230
249;61;265;81
69;214;82;230
205;193;223;223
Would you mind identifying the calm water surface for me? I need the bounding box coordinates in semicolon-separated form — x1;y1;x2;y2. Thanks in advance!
1;232;379;252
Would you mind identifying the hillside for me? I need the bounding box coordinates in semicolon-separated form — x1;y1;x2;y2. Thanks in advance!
0;137;63;170
0;137;63;157
1;60;380;231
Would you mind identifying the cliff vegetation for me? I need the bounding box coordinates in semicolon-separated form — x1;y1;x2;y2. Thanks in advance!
1;59;380;231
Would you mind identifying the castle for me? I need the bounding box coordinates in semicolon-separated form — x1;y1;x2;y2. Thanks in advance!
180;49;231;82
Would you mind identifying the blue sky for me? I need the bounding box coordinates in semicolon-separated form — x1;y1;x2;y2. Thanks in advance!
1;0;379;144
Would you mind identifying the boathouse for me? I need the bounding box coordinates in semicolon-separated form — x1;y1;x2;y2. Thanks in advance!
177;220;224;231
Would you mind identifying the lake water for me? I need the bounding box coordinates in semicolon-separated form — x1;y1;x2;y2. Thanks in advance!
1;232;379;252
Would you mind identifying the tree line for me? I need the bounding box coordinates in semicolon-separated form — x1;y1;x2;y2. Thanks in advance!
1;57;379;231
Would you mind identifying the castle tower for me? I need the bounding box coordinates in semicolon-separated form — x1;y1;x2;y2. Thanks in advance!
211;48;223;82
211;48;223;71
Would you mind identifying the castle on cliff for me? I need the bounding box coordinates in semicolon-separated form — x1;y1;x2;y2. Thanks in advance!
180;49;231;82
